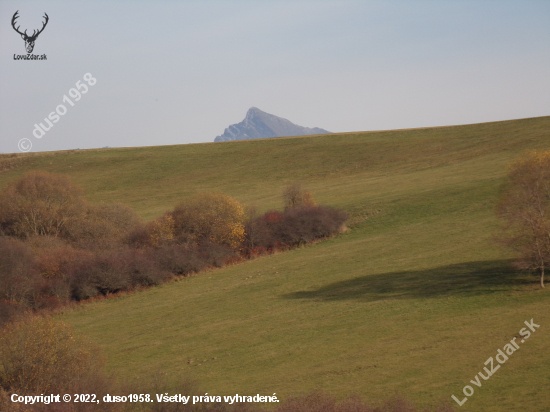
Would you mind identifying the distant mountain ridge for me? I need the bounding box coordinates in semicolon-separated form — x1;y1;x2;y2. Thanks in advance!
214;107;331;142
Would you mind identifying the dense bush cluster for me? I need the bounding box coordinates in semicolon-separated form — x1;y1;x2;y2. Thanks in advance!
243;206;348;255
0;172;348;324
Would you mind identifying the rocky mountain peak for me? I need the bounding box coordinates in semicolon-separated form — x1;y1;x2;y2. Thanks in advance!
214;108;331;142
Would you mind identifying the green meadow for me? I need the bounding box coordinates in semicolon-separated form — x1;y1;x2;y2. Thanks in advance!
1;116;549;411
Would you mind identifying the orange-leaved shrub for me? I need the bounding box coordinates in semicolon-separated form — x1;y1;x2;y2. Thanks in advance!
0;237;40;306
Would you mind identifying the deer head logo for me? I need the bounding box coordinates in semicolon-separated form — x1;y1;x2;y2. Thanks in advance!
11;11;49;54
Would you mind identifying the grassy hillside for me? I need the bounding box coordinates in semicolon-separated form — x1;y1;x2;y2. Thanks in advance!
2;116;550;411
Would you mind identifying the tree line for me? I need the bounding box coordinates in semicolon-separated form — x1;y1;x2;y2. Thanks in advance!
0;172;348;324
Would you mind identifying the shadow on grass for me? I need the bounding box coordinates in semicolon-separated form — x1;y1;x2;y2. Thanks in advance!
283;260;528;302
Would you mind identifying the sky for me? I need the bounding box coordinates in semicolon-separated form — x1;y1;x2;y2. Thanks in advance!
0;0;549;153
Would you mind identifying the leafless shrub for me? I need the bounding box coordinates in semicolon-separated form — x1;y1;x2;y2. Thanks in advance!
127;222;154;248
35;243;92;301
154;243;207;275
65;203;143;250
242;206;272;251
121;248;171;287
247;206;348;250
198;241;236;268
0;237;40;305
0;300;26;328
69;252;130;300
275;205;348;246
283;183;315;210
0;171;85;238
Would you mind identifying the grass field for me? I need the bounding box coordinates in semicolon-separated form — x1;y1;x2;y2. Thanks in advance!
2;116;549;411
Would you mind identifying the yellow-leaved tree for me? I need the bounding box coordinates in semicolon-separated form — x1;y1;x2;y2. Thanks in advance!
170;192;245;248
0;317;100;394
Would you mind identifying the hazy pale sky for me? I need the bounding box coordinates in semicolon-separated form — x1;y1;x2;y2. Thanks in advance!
0;0;549;153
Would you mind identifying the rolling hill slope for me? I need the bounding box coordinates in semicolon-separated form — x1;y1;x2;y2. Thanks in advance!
2;116;549;411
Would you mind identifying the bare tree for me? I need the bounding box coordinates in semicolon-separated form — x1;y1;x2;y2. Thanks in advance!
283;183;315;210
497;149;550;288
